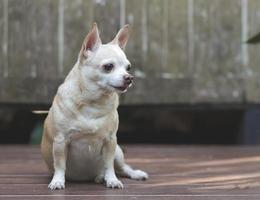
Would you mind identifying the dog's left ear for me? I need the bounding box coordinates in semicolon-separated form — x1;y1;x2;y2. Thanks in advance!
110;25;130;50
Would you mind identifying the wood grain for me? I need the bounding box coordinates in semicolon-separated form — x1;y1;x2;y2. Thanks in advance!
63;0;93;76
0;145;260;200
246;0;260;102
192;0;243;103
1;0;260;104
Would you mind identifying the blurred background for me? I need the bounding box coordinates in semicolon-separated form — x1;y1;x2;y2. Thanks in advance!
1;0;260;144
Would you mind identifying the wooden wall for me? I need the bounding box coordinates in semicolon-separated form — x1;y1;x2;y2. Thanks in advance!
0;0;260;105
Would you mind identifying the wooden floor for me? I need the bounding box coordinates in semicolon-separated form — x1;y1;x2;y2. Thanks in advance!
0;145;260;200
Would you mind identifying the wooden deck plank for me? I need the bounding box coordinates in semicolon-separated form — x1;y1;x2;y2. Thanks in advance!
0;145;259;200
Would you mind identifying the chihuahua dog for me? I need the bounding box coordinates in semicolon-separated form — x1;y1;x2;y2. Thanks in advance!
41;23;148;190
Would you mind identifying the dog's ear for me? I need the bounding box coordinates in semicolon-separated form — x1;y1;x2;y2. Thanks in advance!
80;23;101;60
110;25;130;50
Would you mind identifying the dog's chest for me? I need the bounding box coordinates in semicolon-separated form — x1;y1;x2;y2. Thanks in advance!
80;105;101;119
69;105;117;136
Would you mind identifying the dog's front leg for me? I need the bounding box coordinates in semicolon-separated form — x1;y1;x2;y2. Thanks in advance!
97;134;123;189
48;135;68;190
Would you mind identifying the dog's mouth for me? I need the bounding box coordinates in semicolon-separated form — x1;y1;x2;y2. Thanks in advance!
109;84;128;92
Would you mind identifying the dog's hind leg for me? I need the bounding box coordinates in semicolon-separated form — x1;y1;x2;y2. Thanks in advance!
114;145;148;180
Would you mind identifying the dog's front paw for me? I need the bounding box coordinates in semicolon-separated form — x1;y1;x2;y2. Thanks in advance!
129;169;149;180
48;178;65;190
105;178;123;189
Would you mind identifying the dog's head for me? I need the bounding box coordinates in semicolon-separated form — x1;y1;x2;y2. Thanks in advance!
78;23;133;93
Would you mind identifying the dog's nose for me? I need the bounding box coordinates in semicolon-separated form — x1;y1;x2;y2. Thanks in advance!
123;74;134;84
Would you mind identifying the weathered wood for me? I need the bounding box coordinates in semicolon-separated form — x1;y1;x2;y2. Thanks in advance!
2;0;260;105
0;145;260;200
123;0;193;104
63;0;93;75
7;0;59;79
167;0;189;77
0;77;192;105
33;0;60;79
245;0;260;102
125;0;144;72
7;0;31;78
124;77;193;104
0;0;4;77
146;0;163;75
92;0;121;43
192;0;243;103
0;77;61;104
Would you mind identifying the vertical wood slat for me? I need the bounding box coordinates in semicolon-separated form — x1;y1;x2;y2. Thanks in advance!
241;0;249;68
58;0;64;77
141;0;148;69
125;0;144;74
246;0;260;102
161;0;168;71
63;0;93;75
192;0;243;103
2;0;8;78
0;0;4;77
187;0;194;76
241;0;248;101
166;0;189;78
34;0;59;80
120;0;126;27
92;0;121;43
123;0;145;103
146;0;163;75
7;0;36;78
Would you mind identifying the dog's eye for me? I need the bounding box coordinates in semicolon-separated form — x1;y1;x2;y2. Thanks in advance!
103;63;114;72
126;64;131;72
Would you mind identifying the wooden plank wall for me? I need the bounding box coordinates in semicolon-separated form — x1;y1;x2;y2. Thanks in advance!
0;0;260;105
